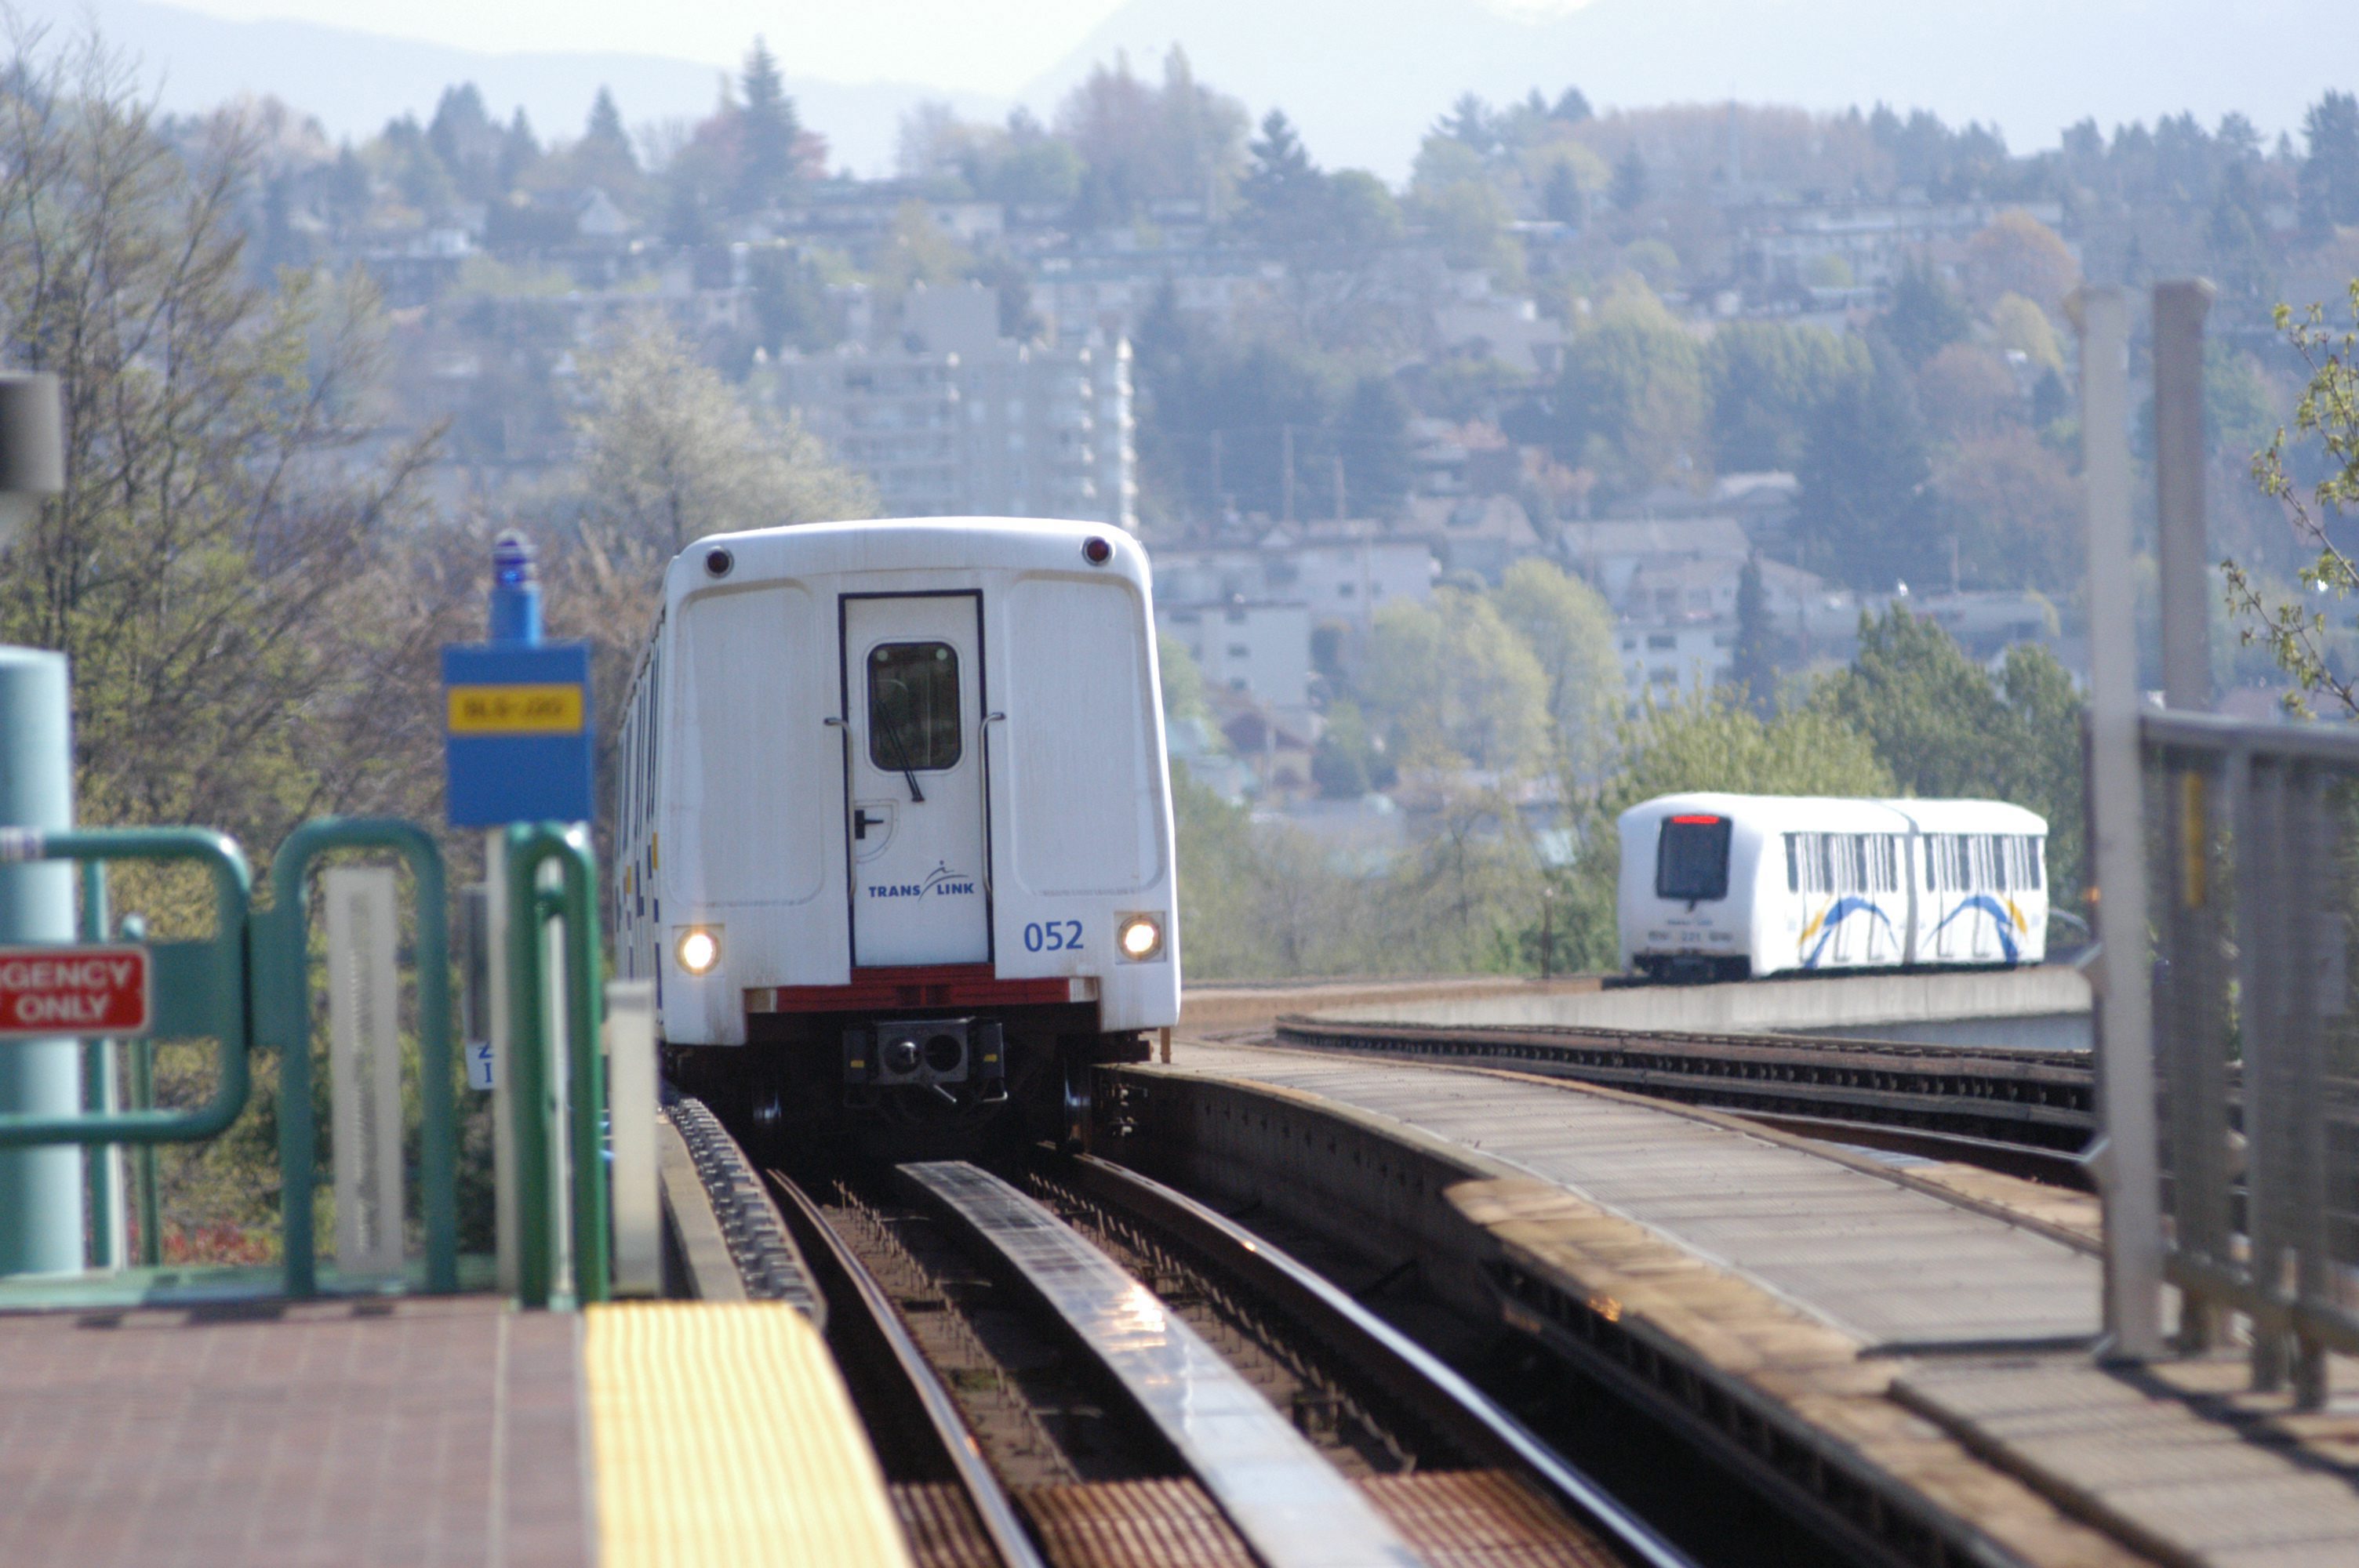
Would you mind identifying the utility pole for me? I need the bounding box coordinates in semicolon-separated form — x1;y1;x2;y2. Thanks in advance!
1281;425;1296;524
2154;280;2215;712
0;372;75;1278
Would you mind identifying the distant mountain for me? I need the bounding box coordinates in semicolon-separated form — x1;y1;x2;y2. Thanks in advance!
1022;0;2359;176
9;0;1006;174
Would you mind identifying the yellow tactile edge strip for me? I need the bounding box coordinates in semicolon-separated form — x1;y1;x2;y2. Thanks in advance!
586;1301;915;1568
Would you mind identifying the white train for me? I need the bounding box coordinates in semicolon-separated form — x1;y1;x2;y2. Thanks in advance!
1617;793;2048;982
612;517;1181;1146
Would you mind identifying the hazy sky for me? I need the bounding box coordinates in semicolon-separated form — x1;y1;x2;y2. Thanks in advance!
162;0;1140;90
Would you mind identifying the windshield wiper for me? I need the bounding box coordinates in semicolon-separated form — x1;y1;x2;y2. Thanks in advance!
875;684;926;803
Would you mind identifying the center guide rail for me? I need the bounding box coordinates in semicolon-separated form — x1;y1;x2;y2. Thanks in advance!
901;1160;1427;1568
1056;1153;1692;1568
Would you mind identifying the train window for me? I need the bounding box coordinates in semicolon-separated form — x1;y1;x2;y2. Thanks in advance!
1787;833;1902;895
1657;814;1732;902
869;641;963;771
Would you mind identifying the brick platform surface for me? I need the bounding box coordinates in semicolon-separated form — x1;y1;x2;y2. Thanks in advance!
0;1295;591;1568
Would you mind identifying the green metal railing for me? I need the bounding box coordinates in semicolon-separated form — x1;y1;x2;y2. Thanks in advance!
255;818;459;1298
0;828;252;1149
0;816;611;1308
501;822;608;1308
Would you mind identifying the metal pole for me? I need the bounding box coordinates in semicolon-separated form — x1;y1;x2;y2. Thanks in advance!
0;648;85;1275
78;859;124;1270
2073;285;2166;1359
2154;279;2215;713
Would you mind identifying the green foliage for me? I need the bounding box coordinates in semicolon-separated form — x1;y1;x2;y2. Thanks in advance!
1609;146;1648;212
1702;321;1870;472
1158;632;1210;726
1796;343;1936;590
2298;90;2359;239
1057;48;1246;229
732;38;804;214
1732;556;1776;714
1810;609;2087;899
1557;282;1704;488
1492;560;1622;777
1361;591;1551;772
1601;695;1894;821
1879;255;1972;368
2228;279;2359;715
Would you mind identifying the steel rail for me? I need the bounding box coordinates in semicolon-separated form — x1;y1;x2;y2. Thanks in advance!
1062;1152;1696;1568
766;1169;1048;1568
1275;1015;2098;1158
899;1159;1430;1568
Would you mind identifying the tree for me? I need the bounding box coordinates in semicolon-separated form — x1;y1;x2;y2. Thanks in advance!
1438;93;1497;158
1914;342;2021;440
1879;255;1971;368
1239;109;1325;244
1494;560;1622;777
1990;292;2064;375
578;86;639;188
575;315;871;556
1811;610;2085;902
1702;321;1870;472
1057;48;1246;228
0;37;448;840
1361;591;1550;773
1732;556;1776;714
2226;279;2359;715
1550;87;1593;124
426;82;502;201
1935;428;2081;592
732;38;803;213
1961;210;2077;313
1609;145;1648;212
1558;282;1704;489
2299;89;2359;240
1795;342;1936;590
1325;169;1402;247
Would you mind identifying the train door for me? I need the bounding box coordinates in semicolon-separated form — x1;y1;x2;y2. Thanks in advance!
841;593;990;967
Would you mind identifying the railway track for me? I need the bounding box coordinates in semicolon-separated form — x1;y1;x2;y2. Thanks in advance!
1270;1016;2095;1185
761;1145;1689;1568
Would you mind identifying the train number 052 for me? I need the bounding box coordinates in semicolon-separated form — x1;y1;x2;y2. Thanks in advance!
1023;920;1084;953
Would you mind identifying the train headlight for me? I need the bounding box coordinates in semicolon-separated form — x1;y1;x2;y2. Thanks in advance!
1116;912;1165;962
675;926;722;975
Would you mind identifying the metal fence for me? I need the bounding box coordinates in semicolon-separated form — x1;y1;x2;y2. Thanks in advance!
2143;710;2359;1406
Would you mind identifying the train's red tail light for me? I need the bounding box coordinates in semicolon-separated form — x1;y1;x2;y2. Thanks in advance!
1082;536;1113;564
1669;815;1724;826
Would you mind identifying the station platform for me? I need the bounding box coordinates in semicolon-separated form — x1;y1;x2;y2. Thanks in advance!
0;1295;903;1568
1128;1039;2359;1568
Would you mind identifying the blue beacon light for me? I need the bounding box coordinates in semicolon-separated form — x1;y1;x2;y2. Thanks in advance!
489;530;543;646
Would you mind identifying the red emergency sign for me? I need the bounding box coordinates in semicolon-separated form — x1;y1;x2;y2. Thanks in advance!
0;946;152;1038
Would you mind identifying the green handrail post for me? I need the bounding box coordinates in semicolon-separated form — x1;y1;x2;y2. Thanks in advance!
0;828;252;1149
119;913;160;1266
501;823;607;1308
77;858;119;1269
262;818;459;1299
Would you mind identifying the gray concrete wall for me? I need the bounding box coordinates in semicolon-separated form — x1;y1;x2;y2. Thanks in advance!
1310;965;2092;1040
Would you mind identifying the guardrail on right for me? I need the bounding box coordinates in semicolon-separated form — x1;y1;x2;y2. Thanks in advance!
2140;710;2359;1406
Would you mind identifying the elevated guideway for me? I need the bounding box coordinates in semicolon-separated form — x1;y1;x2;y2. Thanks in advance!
1101;1037;2359;1568
1298;965;2093;1052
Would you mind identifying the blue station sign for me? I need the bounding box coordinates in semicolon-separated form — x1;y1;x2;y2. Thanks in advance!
441;641;594;827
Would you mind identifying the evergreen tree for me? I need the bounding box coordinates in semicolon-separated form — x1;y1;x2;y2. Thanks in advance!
1239;109;1325;243
1732;554;1776;715
583;87;637;172
1550;86;1592;124
1609;145;1648;212
2298;89;2359;239
733;38;803;214
1795;343;1935;590
1438;92;1496;158
1541;160;1582;225
1878;255;1971;368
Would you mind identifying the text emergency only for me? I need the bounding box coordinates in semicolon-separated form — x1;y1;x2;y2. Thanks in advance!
0;946;152;1037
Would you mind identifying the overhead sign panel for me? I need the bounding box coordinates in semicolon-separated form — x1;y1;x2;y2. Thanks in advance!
441;642;594;826
0;945;152;1037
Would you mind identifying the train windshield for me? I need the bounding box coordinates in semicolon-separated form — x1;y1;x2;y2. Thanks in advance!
1656;814;1732;902
869;641;962;771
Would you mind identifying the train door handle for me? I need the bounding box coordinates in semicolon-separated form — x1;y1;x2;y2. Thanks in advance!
855;808;887;840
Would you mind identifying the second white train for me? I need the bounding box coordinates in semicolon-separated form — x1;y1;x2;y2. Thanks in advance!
1617;793;2049;982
